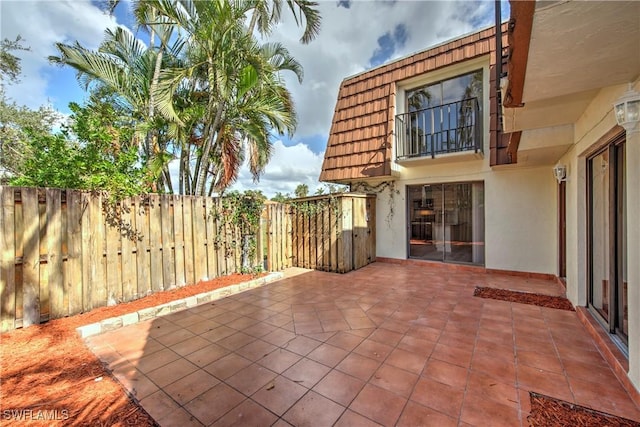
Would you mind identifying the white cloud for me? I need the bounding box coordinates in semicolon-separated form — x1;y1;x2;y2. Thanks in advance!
230;140;326;198
269;0;495;139
1;0;118;108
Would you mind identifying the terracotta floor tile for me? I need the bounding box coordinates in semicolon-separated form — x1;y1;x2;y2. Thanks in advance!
370;364;419;398
471;350;516;384
410;377;464;418
466;371;519;409
345;316;377;330
236;339;277;361
183;383;245;426
313;369;365;407
204;353;252;380
216;332;257;351
516;364;574;402
163;369;220;405
422;359;469;389
283;335;322;356
562;358;620;383
385;348;428;375
430;342;474;368
336;352;381;381
396;401;457;427
226;363;277;396
172;335;212;357
283;391;345;427
209;398;276;427
257;348;302;374
334;409;382;427
172;313;207;328
261;328;297;347
157;407;204;427
184;343;230;368
294;321;325;335
155;328;197;347
184;319;220;336
146;358;199;387
368;328;404;346
460;391;521;427
265;313;294;327
303;331;336;342
283;357;331;388
139;390;181;421
242;321;277;338
350;384;407;426
251;375;307;415
406;326;442;343
397;335;436;358
148;321;183;339
353;339;393;361
307;343;349;367
326;331;365;351
516;349;564;374
201;325;237;343
110;365;159;401
135;348;181;374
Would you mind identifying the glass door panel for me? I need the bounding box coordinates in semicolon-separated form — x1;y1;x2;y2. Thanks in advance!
408;182;484;265
616;143;628;342
589;150;610;321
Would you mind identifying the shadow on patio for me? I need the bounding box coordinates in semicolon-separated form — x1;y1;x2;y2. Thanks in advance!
85;262;640;426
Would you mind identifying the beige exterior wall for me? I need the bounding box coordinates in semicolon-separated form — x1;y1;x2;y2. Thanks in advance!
555;81;640;390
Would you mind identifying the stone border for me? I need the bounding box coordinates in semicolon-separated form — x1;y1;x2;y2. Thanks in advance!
76;272;284;339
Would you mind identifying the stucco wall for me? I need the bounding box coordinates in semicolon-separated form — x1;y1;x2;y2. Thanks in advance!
555;82;640;391
374;161;557;275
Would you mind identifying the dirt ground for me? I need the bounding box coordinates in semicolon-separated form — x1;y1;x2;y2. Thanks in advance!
0;273;258;426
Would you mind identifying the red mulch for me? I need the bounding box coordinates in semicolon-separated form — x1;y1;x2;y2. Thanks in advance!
474;287;575;311
0;273;261;426
528;392;640;427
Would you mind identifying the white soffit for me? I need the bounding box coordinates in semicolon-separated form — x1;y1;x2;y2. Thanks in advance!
522;1;640;104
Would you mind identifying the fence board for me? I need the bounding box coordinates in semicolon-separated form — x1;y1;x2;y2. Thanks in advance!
182;196;195;285
1;187;16;331
205;197;218;278
173;195;185;287
149;195;163;292
215;199;225;276
89;193;106;309
21;188;40;327
46;189;65;317
67;191;83;314
135;196;151;297
120;197;136;301
105;202;121;305
161;196;176;289
193;197;207;282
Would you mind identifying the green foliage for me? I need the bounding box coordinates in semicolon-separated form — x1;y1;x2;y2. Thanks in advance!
0;36;30;84
9;101;149;199
271;191;290;202
220;190;266;234
294;183;309;198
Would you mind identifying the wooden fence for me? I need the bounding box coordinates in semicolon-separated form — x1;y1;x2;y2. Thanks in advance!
265;193;376;273
0;187;250;331
0;188;376;331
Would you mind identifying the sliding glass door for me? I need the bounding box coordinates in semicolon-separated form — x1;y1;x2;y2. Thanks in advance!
408;182;484;265
588;137;627;345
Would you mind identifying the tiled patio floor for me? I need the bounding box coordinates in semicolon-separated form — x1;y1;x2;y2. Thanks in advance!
85;262;640;426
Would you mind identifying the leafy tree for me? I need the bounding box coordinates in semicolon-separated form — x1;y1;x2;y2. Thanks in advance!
294;183;309;198
9;102;149;198
271;191;290;202
0;89;60;181
248;0;321;44
0;36;30;84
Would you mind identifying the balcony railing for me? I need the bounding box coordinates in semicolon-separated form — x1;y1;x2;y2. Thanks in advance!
395;97;482;160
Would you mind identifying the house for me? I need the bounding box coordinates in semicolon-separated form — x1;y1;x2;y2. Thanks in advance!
320;0;640;400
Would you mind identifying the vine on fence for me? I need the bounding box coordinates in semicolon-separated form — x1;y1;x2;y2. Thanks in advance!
214;190;266;274
351;180;399;227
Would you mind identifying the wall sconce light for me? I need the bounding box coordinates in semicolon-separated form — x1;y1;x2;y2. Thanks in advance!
553;164;567;183
613;83;640;132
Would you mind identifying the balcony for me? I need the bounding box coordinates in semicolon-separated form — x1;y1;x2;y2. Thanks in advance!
395;97;482;161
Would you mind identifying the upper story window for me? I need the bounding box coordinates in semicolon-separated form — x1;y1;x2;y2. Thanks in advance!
396;69;483;160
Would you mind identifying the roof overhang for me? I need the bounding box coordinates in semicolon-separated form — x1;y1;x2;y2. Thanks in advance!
503;0;640;164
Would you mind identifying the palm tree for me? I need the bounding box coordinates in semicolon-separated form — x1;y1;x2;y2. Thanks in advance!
248;0;321;44
49;26;180;191
149;0;303;195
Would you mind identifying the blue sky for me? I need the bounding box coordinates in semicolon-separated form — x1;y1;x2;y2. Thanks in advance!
1;0;509;196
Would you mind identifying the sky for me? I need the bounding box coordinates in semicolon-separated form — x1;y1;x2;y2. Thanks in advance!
0;0;509;197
